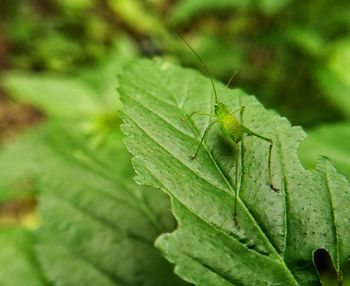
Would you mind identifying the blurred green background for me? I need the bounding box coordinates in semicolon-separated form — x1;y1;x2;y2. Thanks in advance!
0;0;349;285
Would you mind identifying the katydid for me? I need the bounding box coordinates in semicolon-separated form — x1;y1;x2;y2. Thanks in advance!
179;34;280;225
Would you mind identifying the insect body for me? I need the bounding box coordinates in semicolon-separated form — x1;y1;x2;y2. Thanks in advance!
216;103;242;143
179;34;279;225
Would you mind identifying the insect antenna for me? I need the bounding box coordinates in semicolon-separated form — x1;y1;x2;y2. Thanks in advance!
176;32;218;104
225;69;238;89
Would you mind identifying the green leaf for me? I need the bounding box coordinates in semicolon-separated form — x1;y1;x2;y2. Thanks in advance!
107;0;165;35
1;73;102;118
299;122;350;179
0;227;48;286
170;0;289;24
0;39;137;200
170;0;248;25
33;123;189;286
119;59;350;285
316;39;350;118
78;36;137;109
0;128;49;202
285;27;325;57
0;119;189;285
0;36;136;124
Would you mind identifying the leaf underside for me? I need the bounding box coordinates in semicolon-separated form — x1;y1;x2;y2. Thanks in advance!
119;58;350;286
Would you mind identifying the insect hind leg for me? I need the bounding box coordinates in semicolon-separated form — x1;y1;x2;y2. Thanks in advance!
233;103;245;226
233;143;240;226
242;126;280;192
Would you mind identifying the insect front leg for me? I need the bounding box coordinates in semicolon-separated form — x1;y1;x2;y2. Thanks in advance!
242;126;280;192
230;106;245;116
182;111;216;123
191;120;218;160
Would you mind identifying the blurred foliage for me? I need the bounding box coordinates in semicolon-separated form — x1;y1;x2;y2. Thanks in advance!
0;0;116;71
0;36;188;285
1;0;350;125
299;122;350;179
0;227;47;286
167;0;350;126
316;39;350;119
0;37;136;202
0;0;349;285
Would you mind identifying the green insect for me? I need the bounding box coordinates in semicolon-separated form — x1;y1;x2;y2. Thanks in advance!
179;34;280;225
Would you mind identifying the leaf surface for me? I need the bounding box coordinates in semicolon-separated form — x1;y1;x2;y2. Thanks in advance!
1;73;102;118
119;59;350;285
0;227;48;286
34;123;188;286
316;39;350;118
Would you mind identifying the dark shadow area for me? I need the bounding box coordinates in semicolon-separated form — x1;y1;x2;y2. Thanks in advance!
215;133;237;157
314;249;340;286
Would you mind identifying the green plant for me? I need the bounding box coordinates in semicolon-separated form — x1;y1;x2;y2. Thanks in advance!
299;122;350;179
0;39;189;285
119;59;350;285
0;15;349;284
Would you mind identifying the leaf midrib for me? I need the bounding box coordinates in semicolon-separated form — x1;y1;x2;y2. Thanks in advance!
275;130;289;259
324;166;340;270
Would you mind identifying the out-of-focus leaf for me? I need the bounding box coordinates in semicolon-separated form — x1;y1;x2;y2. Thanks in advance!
34;33;81;71
1;119;190;285
316;39;350;118
1;36;137;123
107;0;165;35
256;0;291;14
79;36;137;109
177;34;243;79
57;0;96;9
285;27;325;56
0;37;137;199
0;227;48;286
120;59;350;285
170;0;248;24
299;122;350;179
170;0;290;24
1;74;102;118
0;129;46;202
33;123;189;286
